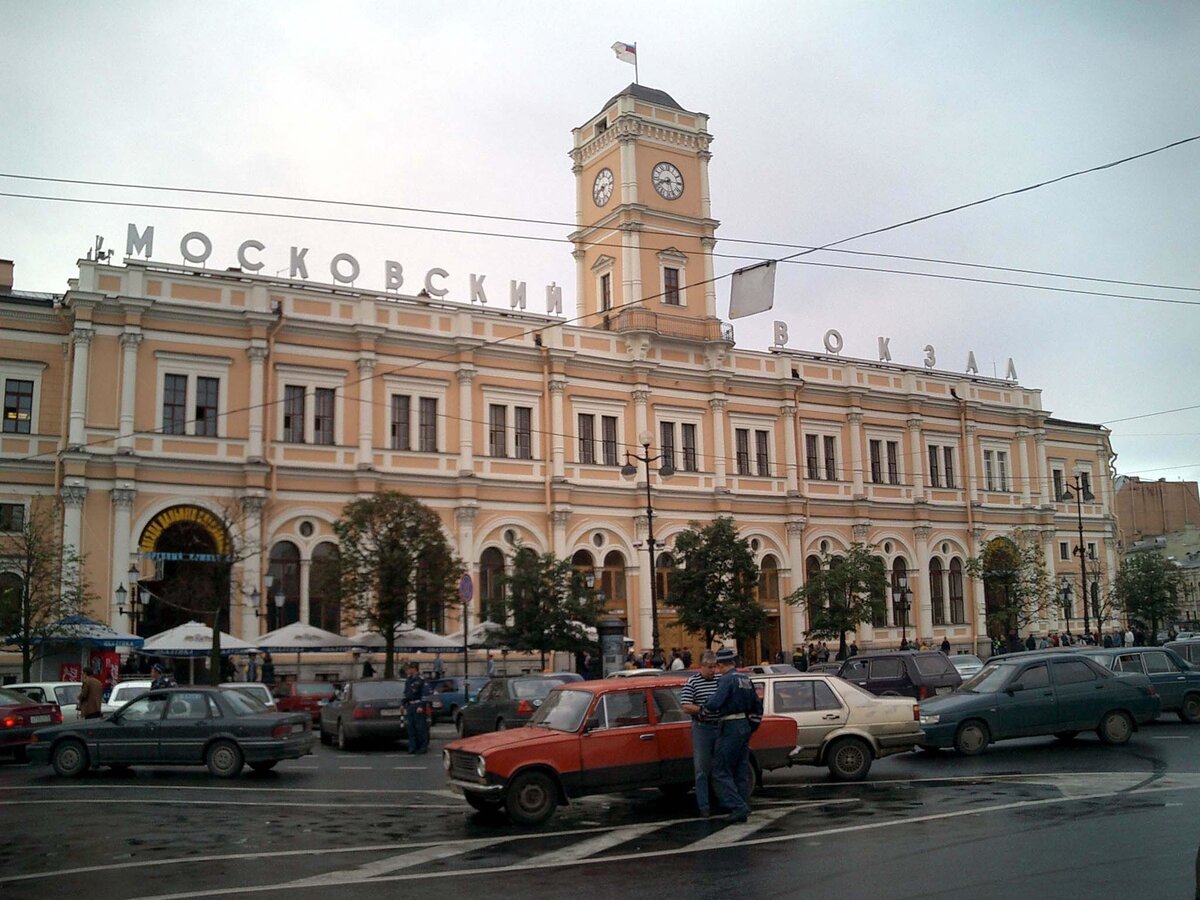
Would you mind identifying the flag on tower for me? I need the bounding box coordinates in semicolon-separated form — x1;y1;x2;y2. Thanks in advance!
612;41;637;65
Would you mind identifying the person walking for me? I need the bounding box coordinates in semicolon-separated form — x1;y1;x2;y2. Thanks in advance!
486;653;497;678
702;648;762;823
246;652;259;683
940;637;951;654
679;650;723;817
77;669;103;720
403;662;429;754
433;653;445;680
669;650;686;671
261;653;275;685
848;641;859;658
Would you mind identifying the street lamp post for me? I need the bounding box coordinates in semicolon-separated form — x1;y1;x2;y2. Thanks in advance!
892;571;912;647
621;431;674;658
1060;474;1095;638
1060;577;1073;636
117;564;142;634
254;574;275;625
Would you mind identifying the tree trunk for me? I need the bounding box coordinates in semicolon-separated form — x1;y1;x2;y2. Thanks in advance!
384;630;395;679
210;614;222;686
838;630;847;659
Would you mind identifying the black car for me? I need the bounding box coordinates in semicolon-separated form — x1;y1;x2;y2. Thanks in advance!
455;675;574;737
838;651;962;700
319;679;410;750
27;686;315;778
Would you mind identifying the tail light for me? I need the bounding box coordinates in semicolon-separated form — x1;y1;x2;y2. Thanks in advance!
1;716;18;729
271;723;293;738
913;704;920;722
352;705;380;719
52;708;62;724
917;686;931;700
516;700;533;716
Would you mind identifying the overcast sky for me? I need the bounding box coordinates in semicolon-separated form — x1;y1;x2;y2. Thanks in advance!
3;1;1198;486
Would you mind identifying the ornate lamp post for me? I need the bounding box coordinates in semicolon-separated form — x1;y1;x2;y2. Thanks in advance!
621;430;674;657
253;574;275;625
1060;577;1073;636
1060;475;1095;637
892;570;912;647
117;563;142;634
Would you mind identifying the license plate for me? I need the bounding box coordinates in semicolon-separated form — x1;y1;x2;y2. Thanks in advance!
381;708;403;717
936;687;952;695
30;715;50;724
291;723;304;733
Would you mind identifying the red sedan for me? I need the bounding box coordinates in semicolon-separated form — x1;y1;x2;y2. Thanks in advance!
273;682;336;724
0;687;62;761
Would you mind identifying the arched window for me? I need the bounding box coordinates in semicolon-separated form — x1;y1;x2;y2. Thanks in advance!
268;541;301;630
949;558;965;624
309;542;341;634
571;549;595;581
479;547;505;624
601;550;627;618
655;552;675;607
929;558;945;626
758;555;780;607
891;558;910;627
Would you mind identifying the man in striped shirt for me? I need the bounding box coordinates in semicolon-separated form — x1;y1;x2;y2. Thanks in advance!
679;649;721;817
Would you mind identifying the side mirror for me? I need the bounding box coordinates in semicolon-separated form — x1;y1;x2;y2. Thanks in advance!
584;716;602;733
1006;683;1025;695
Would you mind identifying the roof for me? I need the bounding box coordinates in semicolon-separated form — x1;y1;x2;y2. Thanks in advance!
560;675;687;694
599;83;691;116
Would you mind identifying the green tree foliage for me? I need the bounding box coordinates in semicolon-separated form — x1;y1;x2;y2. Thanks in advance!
964;530;1053;638
334;491;464;678
501;546;603;668
667;517;765;651
0;502;92;681
786;544;886;658
1114;553;1180;644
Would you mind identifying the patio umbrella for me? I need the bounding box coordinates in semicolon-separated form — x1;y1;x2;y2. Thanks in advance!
348;625;460;654
138;621;256;684
445;620;508;649
254;621;355;680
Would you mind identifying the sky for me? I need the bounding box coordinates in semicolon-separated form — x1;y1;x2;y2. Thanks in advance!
2;0;1198;485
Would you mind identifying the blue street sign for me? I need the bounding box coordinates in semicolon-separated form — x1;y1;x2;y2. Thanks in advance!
459;574;473;603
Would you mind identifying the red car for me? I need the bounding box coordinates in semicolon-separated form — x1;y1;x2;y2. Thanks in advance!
0;686;62;761
444;676;798;825
273;682;336;724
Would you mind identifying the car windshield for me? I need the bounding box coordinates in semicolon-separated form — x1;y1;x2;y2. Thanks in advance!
952;655;983;669
0;687;33;705
528;688;592;732
960;664;1014;693
220;690;264;717
352;681;405;700
294;684;336;696
54;684;83;705
512;678;564;699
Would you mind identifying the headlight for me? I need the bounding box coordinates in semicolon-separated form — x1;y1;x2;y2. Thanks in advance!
919;714;940;725
475;756;487;779
442;750;451;772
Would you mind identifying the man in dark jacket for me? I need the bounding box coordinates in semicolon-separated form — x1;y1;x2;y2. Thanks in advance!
702;648;762;822
403;662;429;754
77;670;103;719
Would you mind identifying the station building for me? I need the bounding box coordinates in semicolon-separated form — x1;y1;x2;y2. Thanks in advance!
0;84;1120;669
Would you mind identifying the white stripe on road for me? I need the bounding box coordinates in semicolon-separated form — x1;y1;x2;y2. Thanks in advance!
287;839;519;886
337;766;374;770
1;784;450;795
1151;736;1191;740
687;805;799;850
0;799;460;809
528;822;664;865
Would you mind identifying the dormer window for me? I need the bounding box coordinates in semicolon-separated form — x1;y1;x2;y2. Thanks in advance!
595;118;608;135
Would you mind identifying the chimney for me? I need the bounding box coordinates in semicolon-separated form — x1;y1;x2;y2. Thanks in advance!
0;259;13;293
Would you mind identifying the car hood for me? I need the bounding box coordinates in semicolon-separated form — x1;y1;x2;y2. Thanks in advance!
448;726;578;755
919;690;992;716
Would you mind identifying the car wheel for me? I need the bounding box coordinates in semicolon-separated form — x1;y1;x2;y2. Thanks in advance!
249;761;278;773
1179;693;1200;724
337;720;353;751
827;737;873;782
1054;731;1079;742
319;725;332;745
954;720;989;756
456;714;468;738
464;792;504;814
51;739;89;777
747;760;761;795
1098;710;1133;746
205;740;244;778
496;719;507;732
505;770;558;825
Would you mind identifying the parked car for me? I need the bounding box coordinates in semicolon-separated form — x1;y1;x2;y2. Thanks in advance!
0;687;62;761
423;677;481;724
101;679;153;716
320;679;411;749
918;652;1160;755
606;668;665;678
28;686;315;777
750;673;922;781
444;678;799;825
746;664;801;675
220;682;277;712
455;675;575;737
273;682;337;723
8;682;84;722
949;654;985;679
1166;640;1200;666
1080;647;1200;723
838;651;962;700
807;662;843;675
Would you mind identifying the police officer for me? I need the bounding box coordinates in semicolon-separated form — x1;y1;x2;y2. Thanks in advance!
150;663;176;689
403;662;429;754
702;648;762;822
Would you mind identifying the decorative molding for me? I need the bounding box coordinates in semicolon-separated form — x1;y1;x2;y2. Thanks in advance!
456;367;476;385
632;389;650;405
914;526;931;542
551;509;572;527
247;345;269;362
708;397;726;413
781;404;797;419
61;485;88;508
852;522;869;542
848;412;863;426
785;519;806;538
548;377;567;395
907;417;922;431
356;355;377;374
72;327;95;347
455;505;478;526
112;488;136;510
119;331;143;351
241;495;267;517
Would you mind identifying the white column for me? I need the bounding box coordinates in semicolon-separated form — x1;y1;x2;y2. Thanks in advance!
848;410;865;497
247;344;268;461
111;488;136;629
61;484;87;595
914;526;933;642
117;332;142;452
964;423;980;505
785;519;805;646
908;417;925;501
619;133;638;205
572;248;587;322
549;377;566;479
701;235;718;319
356;355;376;468
633;387;650;446
457;366;475;475
240;496;265;639
781;404;798;495
1015;428;1032;506
709;396;728;490
67;327;94;447
635;514;652;649
1040;528;1058;632
298;559;312;627
551;508;570;558
1034;430;1051;506
456;505;478;631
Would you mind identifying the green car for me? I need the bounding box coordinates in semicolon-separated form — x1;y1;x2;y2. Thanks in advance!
919;652;1160;755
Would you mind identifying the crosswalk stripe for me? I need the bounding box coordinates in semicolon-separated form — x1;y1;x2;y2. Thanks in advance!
687;805;799;849
527;822;665;865
286;839;509;886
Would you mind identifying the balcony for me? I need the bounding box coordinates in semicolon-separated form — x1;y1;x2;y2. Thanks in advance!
600;308;733;343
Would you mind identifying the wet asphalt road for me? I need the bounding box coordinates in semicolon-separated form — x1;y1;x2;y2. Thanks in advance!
2;719;1198;900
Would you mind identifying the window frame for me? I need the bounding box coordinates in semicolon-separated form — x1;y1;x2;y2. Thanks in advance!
383;375;447;454
155;351;232;439
276;363;345;446
0;360;46;435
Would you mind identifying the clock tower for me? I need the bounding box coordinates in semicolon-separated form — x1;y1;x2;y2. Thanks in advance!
569;85;724;341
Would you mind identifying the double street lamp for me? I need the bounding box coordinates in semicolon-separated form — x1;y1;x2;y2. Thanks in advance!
1060;577;1073;635
621;431;674;657
116;563;142;634
1060;474;1096;638
253;574;285;628
892;571;912;647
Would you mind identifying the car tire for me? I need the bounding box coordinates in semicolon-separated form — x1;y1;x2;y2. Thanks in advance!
748;760;761;795
51;739;89;777
337;720;354;751
1179;693;1200;724
249;761;278;773
205;740;244;778
319;725;332;745
827;737;873;782
1053;731;1079;742
496;718;507;732
1098;710;1134;746
464;792;504;815
505;770;558;825
953;720;989;756
456;714;468;738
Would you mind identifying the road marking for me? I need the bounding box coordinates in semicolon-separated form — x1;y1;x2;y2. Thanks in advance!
287;838;521;886
1151;736;1191;740
0;799;461;809
528;822;664;865
392;767;424;770
0;784;450;795
337;766;374;770
688;805;798;849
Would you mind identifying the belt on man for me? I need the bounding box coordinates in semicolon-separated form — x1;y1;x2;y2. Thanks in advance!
719;713;746;721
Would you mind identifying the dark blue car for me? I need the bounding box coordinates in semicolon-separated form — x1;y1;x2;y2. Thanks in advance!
1081;647;1200;723
424;677;481;724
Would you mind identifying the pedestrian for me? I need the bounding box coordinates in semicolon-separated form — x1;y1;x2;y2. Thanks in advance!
1124;626;1135;647
1103;632;1113;648
651;646;666;669
702;647;762;823
669;650;686;671
818;642;830;663
1025;633;1036;651
679;650;722;817
791;646;806;669
150;663;176;689
848;641;859;658
433;653;445;680
246;652;259;683
403;662;430;754
362;655;376;679
261;653;275;685
940;636;951;654
681;648;693;668
77;668;103;720
486;653;497;678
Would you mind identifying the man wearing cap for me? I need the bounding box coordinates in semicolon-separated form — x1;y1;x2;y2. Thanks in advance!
150;663;176;690
679;649;722;817
403;662;429;754
702;648;762;822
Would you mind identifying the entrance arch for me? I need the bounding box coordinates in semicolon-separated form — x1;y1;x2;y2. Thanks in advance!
136;505;232;638
980;536;1021;641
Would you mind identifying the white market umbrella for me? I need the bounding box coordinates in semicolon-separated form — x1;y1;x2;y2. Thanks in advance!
140;621;256;657
445;620;507;649
349;625;460;654
255;621;354;680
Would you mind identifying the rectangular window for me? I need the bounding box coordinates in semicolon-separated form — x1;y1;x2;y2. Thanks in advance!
660;421;676;470
928;446;941;487
755;430;770;477
886;440;900;485
0;503;24;532
194;376;219;437
984;450;995;491
997;451;1009;491
949;567;966;624
735;428;750;475
2;378;33;434
313;388;335;446
1060;542;1069;561
283;385;306;443
390;395;410;450
162;374;188;436
1080;471;1092;497
805;434;819;480
601;415;618;466
663;267;680;305
943;446;955;488
1087;542;1096;560
600;273;612;312
823;436;836;481
1052;469;1064;502
578;413;595;464
489;404;508;458
869;439;882;484
681;423;698;472
418;398;437;452
514;407;532;460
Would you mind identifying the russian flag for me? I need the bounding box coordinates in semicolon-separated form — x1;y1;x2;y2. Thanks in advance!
612;41;637;65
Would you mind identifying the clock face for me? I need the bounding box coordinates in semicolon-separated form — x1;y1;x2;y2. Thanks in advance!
592;168;614;207
652;161;684;200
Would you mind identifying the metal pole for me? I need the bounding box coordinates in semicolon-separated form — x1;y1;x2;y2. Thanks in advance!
644;446;661;656
1075;481;1091;638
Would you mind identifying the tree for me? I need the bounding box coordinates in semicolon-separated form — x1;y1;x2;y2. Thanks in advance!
1114;553;1180;645
964;530;1053;641
0;501;93;681
786;544;886;658
335;491;464;678
500;546;604;669
668;517;766;651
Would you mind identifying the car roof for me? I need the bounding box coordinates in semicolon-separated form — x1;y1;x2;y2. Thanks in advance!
10;681;82;688
552;676;688;695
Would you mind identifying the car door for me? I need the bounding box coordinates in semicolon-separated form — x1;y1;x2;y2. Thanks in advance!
464;680;497;732
1141;650;1185;711
868;658;910;696
1048;659;1107;728
840;658;870;691
651;688;692;783
323;684;349;732
773;679;847;761
158;691;217;762
580;689;660;790
101;694;169;763
995;663;1057;738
